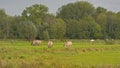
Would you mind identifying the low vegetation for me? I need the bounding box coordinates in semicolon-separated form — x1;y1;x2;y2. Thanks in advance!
0;40;120;68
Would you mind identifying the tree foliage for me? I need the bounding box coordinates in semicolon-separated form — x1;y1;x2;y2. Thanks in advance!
22;4;48;26
0;1;120;40
57;1;95;20
17;21;37;40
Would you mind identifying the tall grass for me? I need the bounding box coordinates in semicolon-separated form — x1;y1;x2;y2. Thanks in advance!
0;39;120;68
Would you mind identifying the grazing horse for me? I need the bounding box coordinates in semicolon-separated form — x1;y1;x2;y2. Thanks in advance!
64;41;72;48
48;41;53;48
90;39;95;45
90;39;95;42
31;40;42;46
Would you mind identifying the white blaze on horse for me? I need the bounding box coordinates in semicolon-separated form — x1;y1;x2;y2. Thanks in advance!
31;40;42;46
64;41;72;48
48;41;53;48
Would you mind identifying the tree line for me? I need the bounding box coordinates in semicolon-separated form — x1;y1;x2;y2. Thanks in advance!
0;1;120;40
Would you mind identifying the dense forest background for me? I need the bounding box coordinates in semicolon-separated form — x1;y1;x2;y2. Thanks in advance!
0;1;120;40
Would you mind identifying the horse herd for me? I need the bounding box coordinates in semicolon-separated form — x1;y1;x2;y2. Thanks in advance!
31;40;72;48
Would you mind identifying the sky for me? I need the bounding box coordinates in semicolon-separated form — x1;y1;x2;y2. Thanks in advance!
0;0;120;16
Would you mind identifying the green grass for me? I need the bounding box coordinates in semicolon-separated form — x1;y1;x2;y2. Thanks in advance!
0;39;120;68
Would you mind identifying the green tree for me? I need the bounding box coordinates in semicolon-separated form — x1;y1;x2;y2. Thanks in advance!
106;12;120;39
17;21;37;40
8;16;22;39
96;7;107;14
78;16;101;39
42;15;66;39
22;4;48;25
66;19;80;38
66;16;101;39
45;15;57;39
43;30;50;41
56;19;66;39
96;13;107;38
22;4;49;39
57;1;95;20
0;9;9;39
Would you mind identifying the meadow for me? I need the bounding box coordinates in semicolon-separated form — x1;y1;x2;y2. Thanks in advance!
0;39;120;68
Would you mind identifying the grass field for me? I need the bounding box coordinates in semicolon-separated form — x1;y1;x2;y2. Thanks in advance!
0;39;120;68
